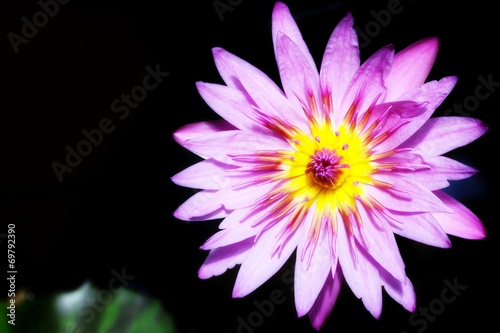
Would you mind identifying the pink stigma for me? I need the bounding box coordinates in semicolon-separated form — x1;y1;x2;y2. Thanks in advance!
306;148;348;189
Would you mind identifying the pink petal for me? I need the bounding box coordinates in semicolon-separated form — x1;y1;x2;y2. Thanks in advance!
320;12;360;113
422;155;478;181
384;160;450;192
400;116;488;156
337;220;383;319
353;203;406;281
182;130;289;165
173;189;229;221
196;82;271;134
380;271;416;312
212;47;307;132
308;269;343;331
174;180;279;222
379;76;457;151
173;120;235;146
274;32;320;118
432;190;486;239
294;212;334;317
362;100;428;153
366;173;454;213
384;37;440;101
232;216;301;298
221;182;279;210
213;48;308;130
339;45;393;124
201;207;271;250
365;99;427;124
198;238;254;279
212;46;275;90
386;210;451;248
271;1;317;77
171;158;233;190
396;172;449;191
389;154;478;191
218;206;253;229
201;223;258;251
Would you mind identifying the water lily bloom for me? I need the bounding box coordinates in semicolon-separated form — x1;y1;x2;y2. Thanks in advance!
171;1;487;330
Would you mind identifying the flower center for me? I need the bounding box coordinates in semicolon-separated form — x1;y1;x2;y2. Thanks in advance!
306;147;348;189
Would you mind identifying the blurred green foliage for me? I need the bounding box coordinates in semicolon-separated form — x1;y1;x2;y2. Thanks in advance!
1;282;178;333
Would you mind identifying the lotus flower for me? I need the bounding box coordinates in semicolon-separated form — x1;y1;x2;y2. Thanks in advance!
171;2;487;329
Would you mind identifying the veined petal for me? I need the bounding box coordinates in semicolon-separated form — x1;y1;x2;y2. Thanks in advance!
386;210;451;248
272;2;317;77
389;154;478;191
196;82;271;134
377;76;458;151
198;238;254;279
337;220;383;319
362;100;428;152
173;120;235;146
380;270;416;312
353;203;406;281
201;221;259;251
171;158;233;190
422;155;478;181
202;206;272;250
213;46;277;91
294;211;334;317
432;190;486;239
275;32;321;117
395;173;449;192
308;269;343;331
400;116;488;156
212;47;307;131
222;182;280;210
366;99;427;123
339;45;393;124
218;206;254;229
320;12;360;113
366;173;454;213
232;216;302;298
384;37;440;101
182;130;289;164
173;189;229;221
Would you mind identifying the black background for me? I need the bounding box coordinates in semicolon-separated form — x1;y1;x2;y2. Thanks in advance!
0;0;498;332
